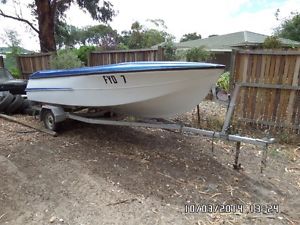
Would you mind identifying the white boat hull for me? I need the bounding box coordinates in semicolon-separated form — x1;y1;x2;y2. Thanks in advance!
27;64;224;118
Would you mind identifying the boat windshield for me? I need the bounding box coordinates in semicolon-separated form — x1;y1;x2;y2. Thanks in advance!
0;68;14;82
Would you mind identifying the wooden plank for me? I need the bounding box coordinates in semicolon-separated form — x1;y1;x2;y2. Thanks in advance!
270;56;282;123
272;56;289;123
276;56;289;125
234;53;250;123
253;54;266;122
249;54;258;120
271;56;283;124
286;56;300;124
233;53;243;121
229;50;237;91
259;55;270;125
233;52;241;83
0;114;57;136
265;55;275;123
242;54;251;119
292;91;300;128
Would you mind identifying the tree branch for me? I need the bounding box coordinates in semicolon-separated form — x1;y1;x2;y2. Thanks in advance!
0;9;39;34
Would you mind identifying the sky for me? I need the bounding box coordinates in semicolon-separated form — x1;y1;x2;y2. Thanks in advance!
0;0;299;51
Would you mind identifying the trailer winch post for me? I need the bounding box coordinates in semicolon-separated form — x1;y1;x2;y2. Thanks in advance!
233;142;241;170
261;143;269;173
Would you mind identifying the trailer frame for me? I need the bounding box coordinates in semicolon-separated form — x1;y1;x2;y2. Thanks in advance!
38;102;274;173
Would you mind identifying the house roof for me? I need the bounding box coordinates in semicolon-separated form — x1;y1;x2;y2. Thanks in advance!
175;31;300;51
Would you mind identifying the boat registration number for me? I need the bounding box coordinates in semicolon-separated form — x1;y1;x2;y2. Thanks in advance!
103;75;127;84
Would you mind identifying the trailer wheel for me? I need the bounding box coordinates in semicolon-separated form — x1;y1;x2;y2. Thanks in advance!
42;109;59;131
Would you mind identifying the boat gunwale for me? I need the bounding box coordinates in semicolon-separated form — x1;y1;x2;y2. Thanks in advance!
29;66;225;80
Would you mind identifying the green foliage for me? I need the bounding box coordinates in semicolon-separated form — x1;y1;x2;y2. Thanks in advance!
146;19;167;29
122;21;144;49
217;72;230;92
120;20;173;49
50;49;82;69
2;30;22;78
185;47;213;62
4;52;21;78
143;29;165;48
56;24;119;49
162;41;177;61
75;0;115;23
81;25;119;48
116;42;129;50
275;11;300;42
262;36;282;49
76;46;96;65
55;22;82;48
180;32;202;42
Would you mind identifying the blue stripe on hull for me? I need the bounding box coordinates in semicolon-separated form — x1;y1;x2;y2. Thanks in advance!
29;61;225;79
26;88;73;92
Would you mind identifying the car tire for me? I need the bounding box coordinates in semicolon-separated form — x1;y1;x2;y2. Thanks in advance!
0;93;14;112
5;95;23;114
19;99;30;113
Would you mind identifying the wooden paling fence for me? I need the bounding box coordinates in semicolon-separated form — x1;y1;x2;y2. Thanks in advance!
16;48;165;78
0;56;4;68
88;47;165;66
232;50;300;132
17;53;53;79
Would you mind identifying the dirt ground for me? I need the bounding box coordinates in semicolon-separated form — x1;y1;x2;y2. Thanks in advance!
0;101;299;225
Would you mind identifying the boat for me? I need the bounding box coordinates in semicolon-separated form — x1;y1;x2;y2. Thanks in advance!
26;61;225;118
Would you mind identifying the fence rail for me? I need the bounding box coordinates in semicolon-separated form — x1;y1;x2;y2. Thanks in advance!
232;50;300;132
88;47;165;66
17;53;53;79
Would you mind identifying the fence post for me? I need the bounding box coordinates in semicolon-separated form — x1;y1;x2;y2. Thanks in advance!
16;55;23;78
87;52;92;67
0;56;4;68
229;50;237;92
157;46;164;61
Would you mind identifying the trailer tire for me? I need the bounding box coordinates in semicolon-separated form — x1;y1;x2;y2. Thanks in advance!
42;109;60;131
5;95;23;114
0;93;14;112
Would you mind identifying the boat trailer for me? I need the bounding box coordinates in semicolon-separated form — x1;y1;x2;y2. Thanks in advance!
38;85;275;173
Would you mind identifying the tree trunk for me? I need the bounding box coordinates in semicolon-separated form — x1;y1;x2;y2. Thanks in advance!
35;0;56;52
